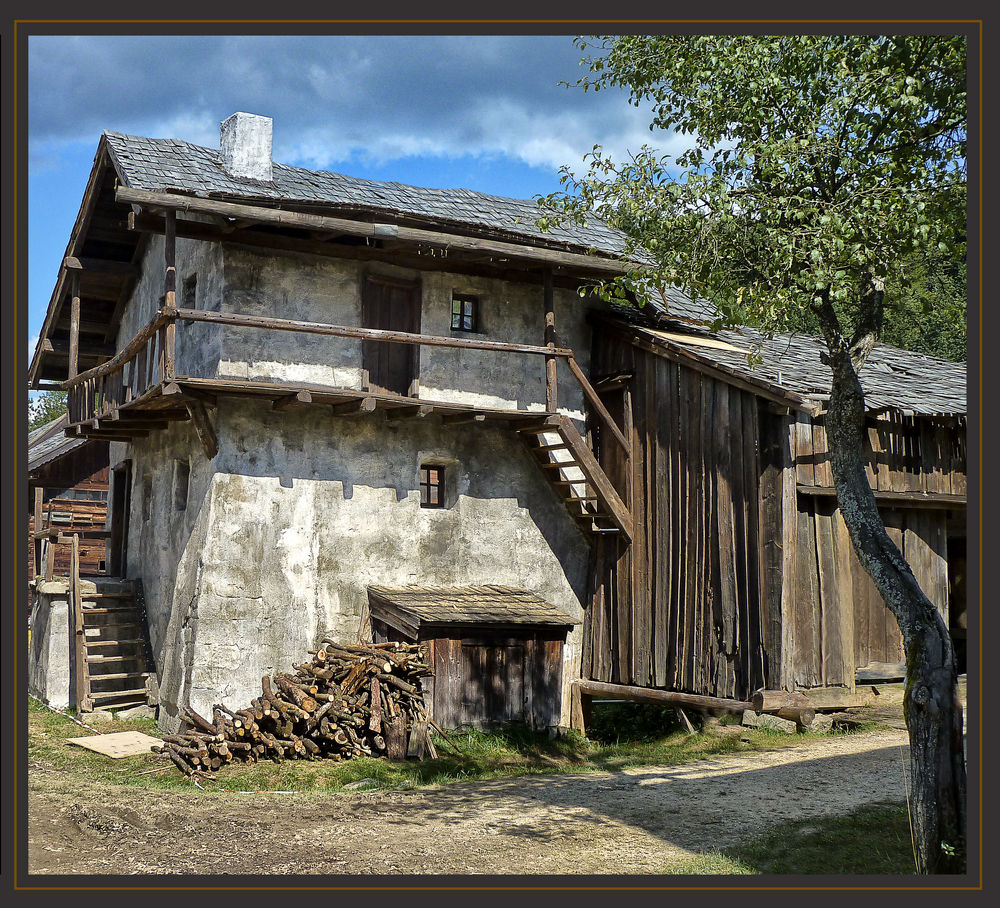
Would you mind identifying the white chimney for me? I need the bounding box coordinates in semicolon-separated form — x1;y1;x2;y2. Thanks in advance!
220;112;273;181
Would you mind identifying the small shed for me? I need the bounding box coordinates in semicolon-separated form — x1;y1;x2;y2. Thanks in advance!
367;585;579;730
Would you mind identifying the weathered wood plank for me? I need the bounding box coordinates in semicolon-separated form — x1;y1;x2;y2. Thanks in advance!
795;413;815;487
815;503;847;687
793;500;821;687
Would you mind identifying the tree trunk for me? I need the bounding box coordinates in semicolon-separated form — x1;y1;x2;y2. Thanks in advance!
824;343;966;873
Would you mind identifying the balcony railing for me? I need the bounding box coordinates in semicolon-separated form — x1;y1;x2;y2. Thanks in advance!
62;307;630;456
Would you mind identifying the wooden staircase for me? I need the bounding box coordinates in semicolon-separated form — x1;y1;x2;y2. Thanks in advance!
516;414;633;541
69;541;154;713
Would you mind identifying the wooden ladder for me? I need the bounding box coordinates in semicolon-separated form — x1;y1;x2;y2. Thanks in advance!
70;536;153;713
516;414;633;540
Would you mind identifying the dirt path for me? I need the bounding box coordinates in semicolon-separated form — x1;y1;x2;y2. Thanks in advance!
28;727;913;876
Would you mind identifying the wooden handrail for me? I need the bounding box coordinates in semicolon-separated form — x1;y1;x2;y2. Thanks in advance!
64;305;630;466
564;356;631;457
61;310;171;390
173;308;574;358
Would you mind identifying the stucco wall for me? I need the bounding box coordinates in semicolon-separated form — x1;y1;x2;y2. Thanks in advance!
116;231;225;380
218;246;606;420
120;397;591;732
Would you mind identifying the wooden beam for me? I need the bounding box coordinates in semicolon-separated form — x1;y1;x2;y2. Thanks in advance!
71;427;149;441
185;400;218;459
564;355;631;456
42;337;116;358
68;272;81;380
110;407;190;422
163;211;177;380
573;679;751;715
65;256;138;277
543;267;558;412
272;389;313;411
441;412;487;426
331;396;377;416
796;484;967;508
173;307;573;358
118;186;636;276
385;404;434;421
98;416;170;431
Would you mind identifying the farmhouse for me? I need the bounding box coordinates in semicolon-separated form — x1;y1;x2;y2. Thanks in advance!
27;113;966;732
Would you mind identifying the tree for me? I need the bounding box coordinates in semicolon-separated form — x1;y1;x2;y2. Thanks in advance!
539;34;967;872
28;390;68;432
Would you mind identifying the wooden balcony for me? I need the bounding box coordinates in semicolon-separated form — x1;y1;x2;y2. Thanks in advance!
62;307;634;538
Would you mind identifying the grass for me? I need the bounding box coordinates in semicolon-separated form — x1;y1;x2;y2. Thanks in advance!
28;697;916;875
28;696;820;796
725;802;916;874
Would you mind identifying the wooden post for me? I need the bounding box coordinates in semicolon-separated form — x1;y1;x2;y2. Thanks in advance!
163;210;177;380
68;270;81;380
33;488;43;579
543;267;558;412
70;535;92;712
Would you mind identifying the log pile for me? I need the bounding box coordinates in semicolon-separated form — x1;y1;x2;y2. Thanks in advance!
153;639;435;776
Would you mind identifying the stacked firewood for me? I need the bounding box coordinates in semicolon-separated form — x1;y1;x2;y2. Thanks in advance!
153;639;437;776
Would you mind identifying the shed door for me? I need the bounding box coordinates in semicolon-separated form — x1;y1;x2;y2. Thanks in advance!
460;642;525;726
361;275;421;396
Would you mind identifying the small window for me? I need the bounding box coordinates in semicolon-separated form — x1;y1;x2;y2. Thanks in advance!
451;294;478;332
173;459;191;511
419;464;445;508
182;274;198;307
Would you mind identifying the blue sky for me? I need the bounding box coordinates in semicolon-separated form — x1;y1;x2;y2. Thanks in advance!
27;34;688;366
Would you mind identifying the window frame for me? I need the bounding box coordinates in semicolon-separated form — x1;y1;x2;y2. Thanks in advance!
419;464;446;509
450;294;479;333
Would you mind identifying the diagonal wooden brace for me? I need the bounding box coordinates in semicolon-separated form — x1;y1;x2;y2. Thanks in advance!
185;399;218;459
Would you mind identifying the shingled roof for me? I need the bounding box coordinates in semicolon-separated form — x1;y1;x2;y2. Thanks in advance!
367;585;579;638
612;293;967;418
28;413;86;474
103;130;631;258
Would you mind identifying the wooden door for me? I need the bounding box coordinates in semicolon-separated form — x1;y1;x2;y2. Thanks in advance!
459;640;526;726
361;275;421;396
108;460;132;578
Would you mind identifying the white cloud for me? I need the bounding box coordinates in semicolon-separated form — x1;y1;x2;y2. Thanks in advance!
27;35;694;180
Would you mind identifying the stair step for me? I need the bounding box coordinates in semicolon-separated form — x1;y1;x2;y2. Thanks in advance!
541;460;583;469
516;424;563;435
566;495;599;503
82;606;137;615
86;654;142;664
83;621;139;629
89;671;150;682
84;638;143;648
84;592;135;599
534;442;570;452
90;687;148;701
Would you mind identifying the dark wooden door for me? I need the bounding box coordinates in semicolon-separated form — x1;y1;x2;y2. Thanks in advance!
459;641;526;726
361;275;421;396
108;460;132;577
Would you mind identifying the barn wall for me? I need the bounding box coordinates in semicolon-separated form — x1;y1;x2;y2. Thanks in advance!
28;464;109;580
584;336;767;700
778;409;963;690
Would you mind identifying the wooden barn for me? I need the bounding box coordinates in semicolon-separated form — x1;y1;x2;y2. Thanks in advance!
28;413;110;580
579;296;967;715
